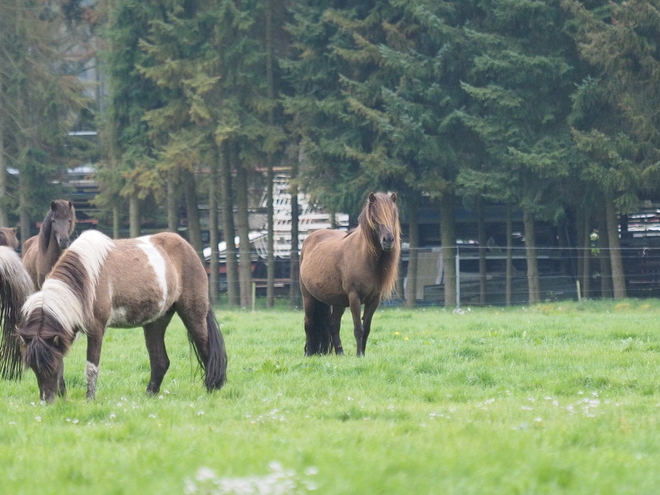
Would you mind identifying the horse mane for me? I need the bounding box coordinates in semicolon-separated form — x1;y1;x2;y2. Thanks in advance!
0;247;35;379
357;192;401;299
22;230;114;341
38;200;76;254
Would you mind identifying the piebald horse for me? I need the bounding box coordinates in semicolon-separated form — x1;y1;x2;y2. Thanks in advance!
9;229;227;402
300;192;401;356
22;199;76;289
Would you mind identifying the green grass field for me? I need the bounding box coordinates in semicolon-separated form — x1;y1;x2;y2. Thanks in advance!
2;299;660;494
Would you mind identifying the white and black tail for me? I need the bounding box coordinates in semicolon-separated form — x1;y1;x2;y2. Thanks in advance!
0;247;35;379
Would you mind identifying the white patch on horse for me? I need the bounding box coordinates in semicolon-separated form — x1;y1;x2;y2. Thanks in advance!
137;236;168;314
109;306;128;326
69;229;115;286
22;279;84;336
86;361;99;400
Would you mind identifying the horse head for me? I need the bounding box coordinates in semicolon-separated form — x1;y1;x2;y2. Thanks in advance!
368;192;398;252
16;313;74;403
48;200;76;250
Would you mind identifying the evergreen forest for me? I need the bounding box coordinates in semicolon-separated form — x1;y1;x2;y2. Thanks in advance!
1;0;660;307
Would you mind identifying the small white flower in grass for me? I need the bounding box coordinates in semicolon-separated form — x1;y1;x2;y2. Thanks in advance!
149;414;156;419
35;416;42;422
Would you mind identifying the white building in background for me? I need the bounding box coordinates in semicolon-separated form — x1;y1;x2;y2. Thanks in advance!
203;175;349;261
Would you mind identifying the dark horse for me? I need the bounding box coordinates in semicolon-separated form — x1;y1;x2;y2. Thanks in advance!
22;199;76;289
5;229;227;402
300;192;400;356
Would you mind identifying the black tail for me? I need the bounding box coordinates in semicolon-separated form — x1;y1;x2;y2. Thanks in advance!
202;309;227;391
305;299;332;355
0;247;34;380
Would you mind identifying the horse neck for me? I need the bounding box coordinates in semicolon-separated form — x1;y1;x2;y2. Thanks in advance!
40;229;63;261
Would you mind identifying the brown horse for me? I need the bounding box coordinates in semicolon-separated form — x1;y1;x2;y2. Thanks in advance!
300;192;400;356
0;228;19;250
8;229;227;402
22;200;76;289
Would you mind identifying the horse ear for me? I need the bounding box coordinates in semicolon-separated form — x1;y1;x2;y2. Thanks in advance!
390;192;397;203
50;200;57;211
68;201;73;209
369;192;377;203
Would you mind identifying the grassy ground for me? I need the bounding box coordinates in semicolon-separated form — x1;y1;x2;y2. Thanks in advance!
2;299;660;494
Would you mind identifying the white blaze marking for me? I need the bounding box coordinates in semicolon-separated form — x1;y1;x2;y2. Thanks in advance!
137;236;168;314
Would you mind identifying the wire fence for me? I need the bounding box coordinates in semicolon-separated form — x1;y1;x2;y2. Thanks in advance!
211;243;660;307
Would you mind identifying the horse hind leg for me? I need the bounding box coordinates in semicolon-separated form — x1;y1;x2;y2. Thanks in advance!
303;295;331;356
143;311;174;395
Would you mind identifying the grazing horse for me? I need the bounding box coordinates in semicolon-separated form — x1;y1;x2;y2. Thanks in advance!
9;229;227;402
0;228;19;250
22;200;76;289
0;247;35;379
300;192;400;356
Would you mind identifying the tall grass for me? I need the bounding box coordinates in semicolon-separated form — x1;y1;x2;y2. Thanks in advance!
2;300;660;494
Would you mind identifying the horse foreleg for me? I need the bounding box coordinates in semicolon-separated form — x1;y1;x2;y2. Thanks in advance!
143;314;173;395
85;329;104;400
361;297;381;356
330;305;345;355
348;293;365;356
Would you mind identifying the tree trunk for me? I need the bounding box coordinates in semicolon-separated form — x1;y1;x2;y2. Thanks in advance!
605;192;626;298
406;196;419;308
112;203;120;239
0;117;8;227
129;191;140;238
289;146;301;308
235;161;252;309
477;196;487;305
221;142;239;307
209;145;220;306
597;204;613;298
440;192;456;308
167;168;179;232
183;168;203;262
506;204;513;306
265;0;275;308
18;170;30;247
523;207;540;304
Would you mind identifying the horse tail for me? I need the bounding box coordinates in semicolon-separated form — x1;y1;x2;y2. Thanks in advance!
0;247;35;380
190;309;227;391
305;299;332;355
